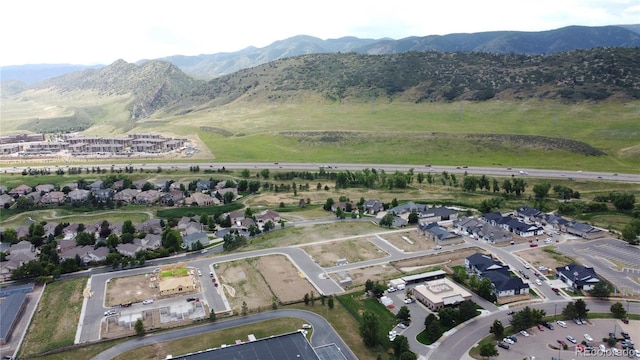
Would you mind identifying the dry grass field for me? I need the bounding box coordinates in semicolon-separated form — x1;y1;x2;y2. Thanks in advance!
254;255;316;303
514;246;575;275
392;247;482;271
105;273;158;306
216;258;275;311
379;229;434;252
301;237;388;267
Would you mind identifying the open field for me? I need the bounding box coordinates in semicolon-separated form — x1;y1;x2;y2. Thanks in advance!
111;317;303;360
379;229;434;252
0;209;152;229
254;255;317;303
515;246;576;274
302;237;389;267
19;277;87;358
392;247;483;271
246;221;383;249
330;264;403;289
105;273;159;307
216;258;275;311
2;97;640;172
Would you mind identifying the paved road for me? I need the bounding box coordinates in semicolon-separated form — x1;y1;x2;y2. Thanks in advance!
3;162;639;183
91;309;357;360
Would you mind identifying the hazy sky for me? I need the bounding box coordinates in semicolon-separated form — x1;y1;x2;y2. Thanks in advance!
2;0;638;66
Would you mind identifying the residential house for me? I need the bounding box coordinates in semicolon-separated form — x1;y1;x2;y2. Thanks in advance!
453;217;513;244
362;199;384;215
178;216;200;230
61;183;78;191
35;184;55;193
159;277;195;296
133;234;162;250
136;219;163;234
60;245;109;263
216;187;237;200
57;239;77;254
185;192;217;206
113;189;140;203
480;212;543;238
89;180;104;191
68;189;90;202
0;194;14;208
133;179;148;190
93;188;115;201
135;190;160;204
541;214;570;232
565;221;605;240
196;180;212;192
25;191;41;204
389;201;429;217
331;201;355;213
183;232;208;249
182;222;204;236
62;223;81;240
116;243;142;257
112;180;125;190
9;185;32;197
0;185;6;194
515;206;542;223
40;191;66;205
465;253;529;298
556;263;601;291
418;222;463;244
169;181;189;192
8;240;33;255
0;261;20;281
240;217;256;229
43;222;59;237
419;206;459;223
159;191;183;206
227;211;245;226
255;209;281;225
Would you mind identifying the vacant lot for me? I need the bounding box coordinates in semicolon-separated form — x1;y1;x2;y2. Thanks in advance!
302;237;388;267
216;258;274;311
380;229;433;252
515;246;575;275
20;277;87;358
330;263;402;289
392;247;482;271
105;273;159;306
255;255;316;304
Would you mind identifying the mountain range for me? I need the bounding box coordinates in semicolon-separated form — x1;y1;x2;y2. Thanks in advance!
2;24;640;84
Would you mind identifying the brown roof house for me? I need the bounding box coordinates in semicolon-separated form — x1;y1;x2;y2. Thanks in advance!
9;185;32;197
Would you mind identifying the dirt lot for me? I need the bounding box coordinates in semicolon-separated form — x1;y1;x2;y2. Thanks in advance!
106;273;159;306
514;246;575;275
330;264;402;288
392;247;483;272
379;229;433;252
302;237;388;267
216;258;276;312
255;255;317;304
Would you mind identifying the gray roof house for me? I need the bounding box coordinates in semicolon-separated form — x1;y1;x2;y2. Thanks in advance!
183;232;208;249
556;263;601;291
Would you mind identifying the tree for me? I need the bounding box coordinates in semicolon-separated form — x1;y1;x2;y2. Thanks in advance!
575;299;589;319
438;307;458;329
303;293;310;305
610;192;635;211
122;220;135;235
407;212;419;224
396;306;411;322
475;277;496;302
327;296;334;310
425;318;442;343
562;301;577;319
532;182;551;199
589;281;611;299
0;228;18;244
610;302;627;319
392;335;411;358
241;301;248;316
161;228;182;253
424;313;438;328
359;311;380;347
209;311;217;322
489;319;504;340
379;213;394;227
478;342;498;358
323;198;335;211
134;318;145;336
458;300;477;322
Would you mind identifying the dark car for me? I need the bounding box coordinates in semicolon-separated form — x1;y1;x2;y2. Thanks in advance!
186;297;197;302
498;342;510;350
621;331;630;340
507;310;515;315
542;322;554;330
120;302;132;307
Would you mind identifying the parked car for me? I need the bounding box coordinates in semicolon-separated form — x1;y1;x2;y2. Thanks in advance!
520;330;530;337
542;322;554;330
507;336;518;343
537;324;545;331
529;243;538;247
551;287;560;294
120;302;132;308
104;309;117;316
556;320;567;328
186;297;197;302
142;299;154;305
621;331;630;340
397;323;407;329
404;298;414;304
584;334;593;342
535;279;542;286
524;263;531;269
197;269;202;277
507;310;515;315
557;339;567;347
302;324;312;329
498;342;510;350
573;318;583;325
503;337;515;345
567;335;577;344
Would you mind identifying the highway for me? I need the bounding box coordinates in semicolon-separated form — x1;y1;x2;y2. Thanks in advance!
2;162;639;183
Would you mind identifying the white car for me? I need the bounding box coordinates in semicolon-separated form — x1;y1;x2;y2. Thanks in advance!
535;279;542;286
142;299;154;305
301;324;312;329
503;337;515;345
197;269;202;277
520;330;530;337
404;298;414;304
524;263;531;269
104;309;117;316
584;334;593;342
556;320;567;328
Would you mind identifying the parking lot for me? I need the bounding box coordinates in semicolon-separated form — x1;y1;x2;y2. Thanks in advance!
494;318;639;359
